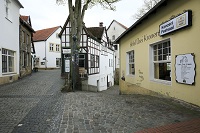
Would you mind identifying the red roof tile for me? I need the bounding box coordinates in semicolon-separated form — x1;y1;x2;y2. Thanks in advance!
107;20;128;31
20;15;29;22
33;26;60;42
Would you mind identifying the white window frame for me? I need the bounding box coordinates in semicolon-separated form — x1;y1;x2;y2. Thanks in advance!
150;39;171;85
2;48;15;74
49;43;54;51
56;44;60;52
127;50;135;76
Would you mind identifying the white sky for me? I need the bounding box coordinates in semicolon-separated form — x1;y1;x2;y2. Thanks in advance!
19;0;144;31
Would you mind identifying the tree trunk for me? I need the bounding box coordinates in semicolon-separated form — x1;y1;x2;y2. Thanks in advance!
68;0;83;90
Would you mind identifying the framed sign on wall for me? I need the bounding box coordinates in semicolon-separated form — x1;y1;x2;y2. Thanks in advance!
175;53;195;85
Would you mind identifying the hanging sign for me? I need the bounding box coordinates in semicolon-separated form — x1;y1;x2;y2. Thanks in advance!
175;53;195;85
65;59;70;72
159;10;192;36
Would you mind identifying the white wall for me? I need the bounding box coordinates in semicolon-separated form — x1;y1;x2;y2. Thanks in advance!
107;21;127;69
0;0;22;76
34;41;46;68
34;27;61;68
46;28;61;68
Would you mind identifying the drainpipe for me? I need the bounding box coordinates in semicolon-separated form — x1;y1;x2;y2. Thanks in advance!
19;24;21;77
45;41;47;69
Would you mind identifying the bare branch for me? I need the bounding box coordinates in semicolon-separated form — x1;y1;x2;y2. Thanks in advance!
132;0;161;20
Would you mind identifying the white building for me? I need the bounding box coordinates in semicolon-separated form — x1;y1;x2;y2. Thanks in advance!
0;0;23;85
107;20;127;69
33;26;62;69
60;18;115;91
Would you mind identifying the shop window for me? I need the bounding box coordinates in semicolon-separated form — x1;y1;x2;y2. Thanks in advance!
2;48;14;73
127;50;135;75
152;40;171;81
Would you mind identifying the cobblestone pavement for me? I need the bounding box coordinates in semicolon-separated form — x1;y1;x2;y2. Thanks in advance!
59;86;200;133
0;70;65;133
1;70;200;133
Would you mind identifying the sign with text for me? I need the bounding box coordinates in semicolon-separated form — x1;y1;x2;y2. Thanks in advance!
160;10;192;36
63;49;71;54
65;59;70;72
175;53;195;85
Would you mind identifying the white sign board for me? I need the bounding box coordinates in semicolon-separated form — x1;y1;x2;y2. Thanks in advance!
63;49;71;54
65;59;70;72
175;53;195;85
160;10;192;36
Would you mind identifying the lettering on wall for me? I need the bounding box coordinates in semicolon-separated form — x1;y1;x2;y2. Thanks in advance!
175;53;195;85
130;32;159;47
136;69;144;86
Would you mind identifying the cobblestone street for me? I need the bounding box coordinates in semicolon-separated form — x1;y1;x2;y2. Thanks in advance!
0;70;65;133
0;70;200;133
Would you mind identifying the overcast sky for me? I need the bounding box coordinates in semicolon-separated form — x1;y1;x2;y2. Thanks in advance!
19;0;143;31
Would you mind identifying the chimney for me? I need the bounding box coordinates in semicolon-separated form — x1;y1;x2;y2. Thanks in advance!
99;22;103;27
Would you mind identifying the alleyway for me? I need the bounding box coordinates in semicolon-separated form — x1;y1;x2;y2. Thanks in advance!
0;70;200;133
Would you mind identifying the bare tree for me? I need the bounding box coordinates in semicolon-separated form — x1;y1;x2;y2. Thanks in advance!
57;0;121;90
133;0;161;20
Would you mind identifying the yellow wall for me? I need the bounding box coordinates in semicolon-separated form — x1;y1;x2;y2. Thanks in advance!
119;0;200;106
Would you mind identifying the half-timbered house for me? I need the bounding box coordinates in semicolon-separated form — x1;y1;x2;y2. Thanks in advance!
59;18;114;91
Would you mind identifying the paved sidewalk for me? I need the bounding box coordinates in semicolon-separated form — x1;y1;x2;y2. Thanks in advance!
0;70;200;133
59;86;200;133
135;117;200;133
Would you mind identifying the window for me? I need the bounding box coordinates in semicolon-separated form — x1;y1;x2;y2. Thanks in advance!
22;51;25;67
49;43;54;51
56;58;61;67
112;35;115;41
56;44;60;52
2;48;14;73
22;31;25;43
26;34;30;52
114;45;118;50
153;40;171;81
91;54;95;67
79;54;85;67
96;55;99;68
5;0;10;18
128;50;135;75
27;53;29;66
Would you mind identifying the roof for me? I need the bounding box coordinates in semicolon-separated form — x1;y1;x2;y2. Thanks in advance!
107;20;128;31
114;0;167;43
20;15;29;22
86;27;105;41
59;16;106;42
33;26;61;42
20;15;35;32
15;0;24;8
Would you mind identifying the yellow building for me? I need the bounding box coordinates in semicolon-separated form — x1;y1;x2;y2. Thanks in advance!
115;0;200;106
